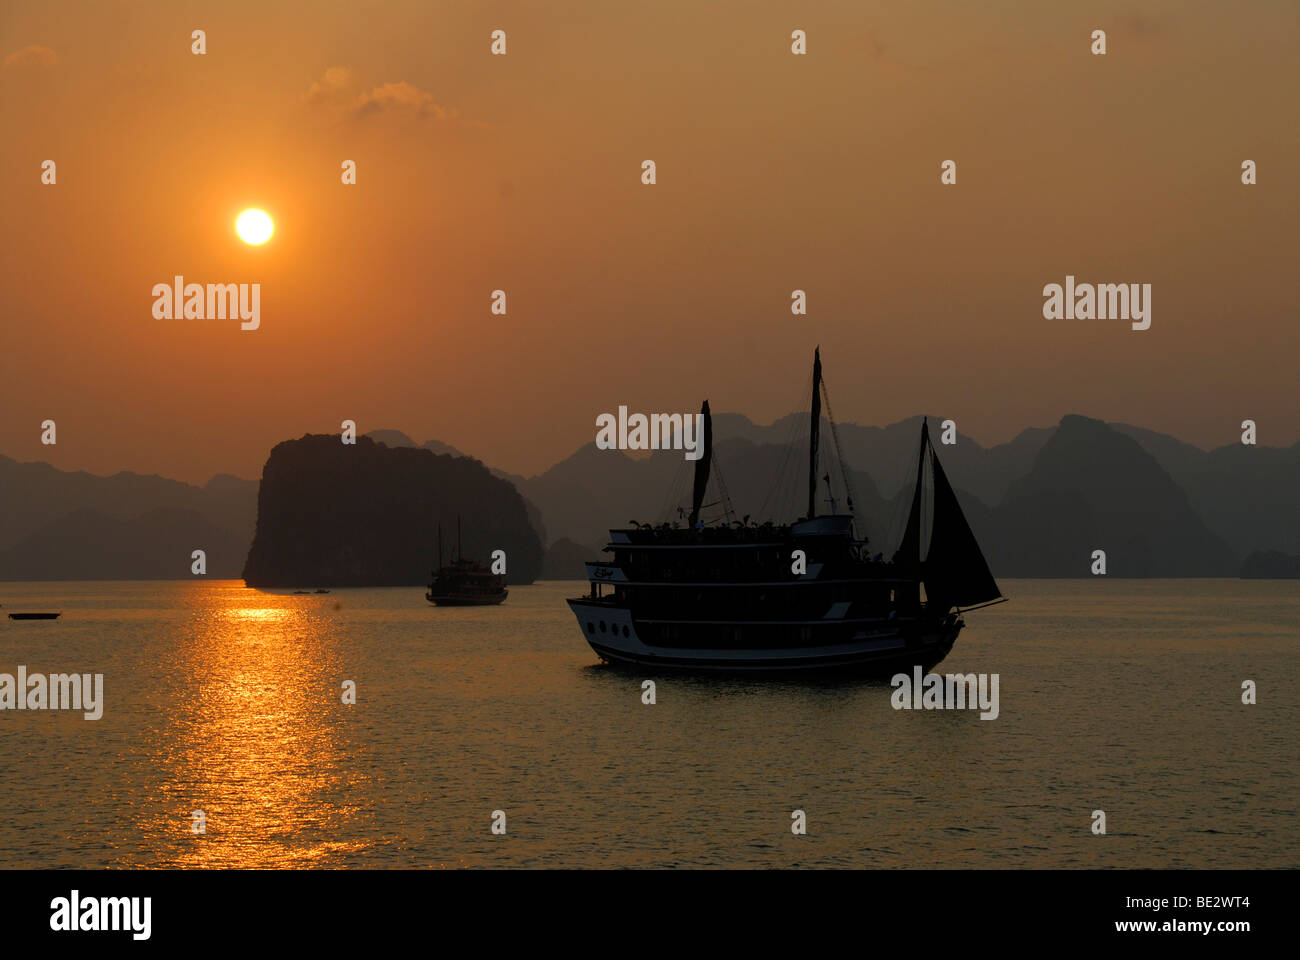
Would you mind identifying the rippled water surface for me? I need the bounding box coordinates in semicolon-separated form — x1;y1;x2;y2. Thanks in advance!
0;579;1295;868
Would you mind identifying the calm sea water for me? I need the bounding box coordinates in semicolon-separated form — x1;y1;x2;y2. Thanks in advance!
0;579;1295;869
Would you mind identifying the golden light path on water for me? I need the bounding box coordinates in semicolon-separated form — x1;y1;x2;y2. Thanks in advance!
145;590;373;867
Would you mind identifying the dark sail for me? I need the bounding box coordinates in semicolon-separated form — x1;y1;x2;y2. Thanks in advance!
925;443;1001;608
689;400;711;528
893;419;929;571
808;348;821;519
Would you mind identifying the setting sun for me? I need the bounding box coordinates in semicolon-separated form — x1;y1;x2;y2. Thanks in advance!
235;208;274;245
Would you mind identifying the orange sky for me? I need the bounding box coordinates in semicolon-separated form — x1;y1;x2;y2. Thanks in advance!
2;0;1298;484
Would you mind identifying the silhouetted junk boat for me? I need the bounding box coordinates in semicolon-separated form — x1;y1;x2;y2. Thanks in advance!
568;348;1005;674
426;519;508;607
9;613;61;620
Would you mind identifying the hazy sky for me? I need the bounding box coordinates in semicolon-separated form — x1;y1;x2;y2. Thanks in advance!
3;1;1297;484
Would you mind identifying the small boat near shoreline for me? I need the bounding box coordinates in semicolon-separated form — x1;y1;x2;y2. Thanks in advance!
8;612;62;620
427;518;508;607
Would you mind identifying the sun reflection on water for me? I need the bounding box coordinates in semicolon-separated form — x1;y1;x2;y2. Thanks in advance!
223;607;292;624
144;586;373;867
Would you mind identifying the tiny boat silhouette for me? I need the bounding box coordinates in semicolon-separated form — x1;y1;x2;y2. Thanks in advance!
427;518;507;607
8;612;61;620
315;588;331;594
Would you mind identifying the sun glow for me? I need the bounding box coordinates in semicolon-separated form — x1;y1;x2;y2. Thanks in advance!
235;208;274;245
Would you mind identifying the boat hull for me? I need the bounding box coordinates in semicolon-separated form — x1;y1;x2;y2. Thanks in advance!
427;592;507;607
567;599;960;676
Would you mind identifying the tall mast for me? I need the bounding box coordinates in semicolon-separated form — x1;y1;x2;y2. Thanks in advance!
808;347;822;520
457;515;462;562
689;399;712;528
438;523;443;569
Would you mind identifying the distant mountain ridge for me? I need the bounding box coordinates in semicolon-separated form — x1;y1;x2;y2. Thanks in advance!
1111;424;1300;558
2;413;1297;580
0;506;248;580
0;454;256;579
978;415;1232;576
499;414;1287;577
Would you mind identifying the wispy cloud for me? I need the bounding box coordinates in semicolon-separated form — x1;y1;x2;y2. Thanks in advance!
305;65;354;103
305;66;467;122
4;45;58;70
355;81;452;120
